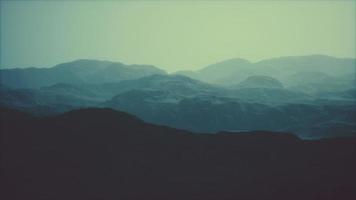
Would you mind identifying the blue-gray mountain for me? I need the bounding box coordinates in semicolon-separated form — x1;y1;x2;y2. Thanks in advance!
0;59;166;88
177;55;356;94
1;55;355;138
236;75;284;89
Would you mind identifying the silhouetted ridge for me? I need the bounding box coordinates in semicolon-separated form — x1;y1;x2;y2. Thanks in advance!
58;107;142;122
1;107;356;200
218;130;300;141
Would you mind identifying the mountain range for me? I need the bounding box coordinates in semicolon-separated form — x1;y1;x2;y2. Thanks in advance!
177;55;355;88
1;55;355;138
0;59;166;88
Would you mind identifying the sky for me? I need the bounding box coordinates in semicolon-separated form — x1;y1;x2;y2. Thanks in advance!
0;0;355;72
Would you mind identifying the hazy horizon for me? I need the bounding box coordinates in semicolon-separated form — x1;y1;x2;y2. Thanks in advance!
1;54;356;74
1;1;355;72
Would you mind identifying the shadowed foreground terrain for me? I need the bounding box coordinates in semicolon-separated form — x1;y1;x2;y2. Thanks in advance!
1;107;356;200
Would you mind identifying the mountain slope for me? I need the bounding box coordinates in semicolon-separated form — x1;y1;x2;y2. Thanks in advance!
1;108;356;200
236;75;284;89
178;55;355;89
177;58;253;84
99;74;225;97
104;93;356;138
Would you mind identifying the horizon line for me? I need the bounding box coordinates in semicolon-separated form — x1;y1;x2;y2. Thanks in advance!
1;54;355;72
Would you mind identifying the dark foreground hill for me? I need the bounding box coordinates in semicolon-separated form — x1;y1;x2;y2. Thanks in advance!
1;108;356;200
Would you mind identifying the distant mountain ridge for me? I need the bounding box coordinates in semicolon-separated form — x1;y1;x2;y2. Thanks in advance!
1;55;355;138
2;55;355;91
177;58;251;83
177;55;355;91
0;59;166;88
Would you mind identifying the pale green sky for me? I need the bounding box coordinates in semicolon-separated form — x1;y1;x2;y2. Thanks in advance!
1;0;355;72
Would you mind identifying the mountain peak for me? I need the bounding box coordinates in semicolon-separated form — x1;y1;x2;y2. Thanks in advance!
202;58;250;71
0;59;166;88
